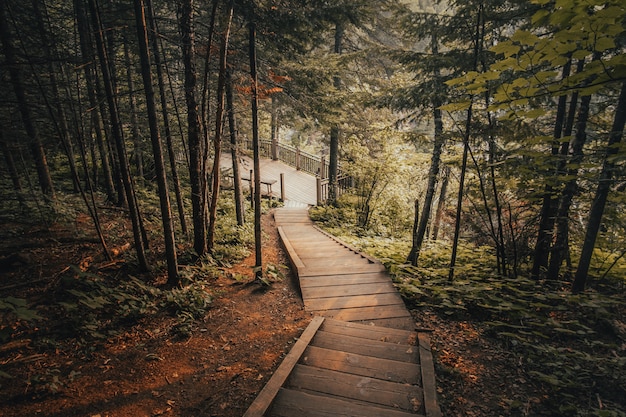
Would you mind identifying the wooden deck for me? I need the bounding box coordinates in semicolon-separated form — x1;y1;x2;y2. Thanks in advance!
244;207;442;416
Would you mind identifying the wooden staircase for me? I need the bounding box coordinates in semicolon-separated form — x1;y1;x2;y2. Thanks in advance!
244;208;441;416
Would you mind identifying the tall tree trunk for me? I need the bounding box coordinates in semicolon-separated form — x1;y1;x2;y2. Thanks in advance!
122;34;144;182
547;56;598;280
207;2;233;253
134;0;179;285
87;0;149;271
407;33;444;266
449;3;483;282
181;0;207;257
74;0;116;203
573;81;626;292
226;69;245;226
328;21;344;205
0;0;55;199
249;20;263;282
145;0;188;236
531;58;573;279
548;93;593;280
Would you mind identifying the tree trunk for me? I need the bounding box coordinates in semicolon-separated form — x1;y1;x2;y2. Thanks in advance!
134;0;179;285
408;33;445;267
573;81;626;292
74;0;116;203
181;0;207;257
145;0;188;236
432;165;450;241
207;2;233;253
407;199;420;263
87;0;149;271
249;21;263;282
328;21;344;205
530;58;573;279
226;69;245;226
0;0;55;199
449;4;483;282
122;34;144;182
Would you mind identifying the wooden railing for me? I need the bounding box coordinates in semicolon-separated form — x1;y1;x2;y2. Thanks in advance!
240;139;351;205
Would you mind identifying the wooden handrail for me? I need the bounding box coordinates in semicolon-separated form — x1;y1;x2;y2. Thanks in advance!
238;138;352;205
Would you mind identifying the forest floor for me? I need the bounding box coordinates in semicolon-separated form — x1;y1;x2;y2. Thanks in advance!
0;205;606;417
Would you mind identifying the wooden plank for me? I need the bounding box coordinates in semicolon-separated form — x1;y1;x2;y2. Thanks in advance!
299;264;385;277
418;333;442;417
299;273;390;288
301;345;422;385
319;318;416;344
301;258;374;270
243;316;324;417
287;364;424;413
305;293;404;311
270;388;423;417
356;317;417;331
321;305;412;323
311;330;419;363
277;227;305;272
302;283;397;299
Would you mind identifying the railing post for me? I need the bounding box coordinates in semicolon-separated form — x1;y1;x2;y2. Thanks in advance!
320;155;326;179
295;148;301;171
280;173;285;202
316;177;323;206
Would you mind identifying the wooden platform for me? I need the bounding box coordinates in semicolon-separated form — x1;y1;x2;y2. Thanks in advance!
244;208;441;416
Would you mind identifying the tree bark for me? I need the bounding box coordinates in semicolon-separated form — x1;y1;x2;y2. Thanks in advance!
328;21;344;205
408;33;445;266
207;2;234;253
181;0;207;257
573;81;626;292
87;0;149;271
226;69;245;226
531;58;573;279
249;20;263;281
145;0;188;236
432;165;450;241
134;0;179;285
74;0;116;203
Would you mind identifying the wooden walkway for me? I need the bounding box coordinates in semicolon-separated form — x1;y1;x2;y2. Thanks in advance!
244;207;441;417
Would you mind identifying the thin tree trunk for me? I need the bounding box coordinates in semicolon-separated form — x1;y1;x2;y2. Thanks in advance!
74;0;116;203
134;0;179;285
328;21;344;205
573;81;626;292
181;0;207;257
432;165;450;241
145;0;188;236
449;4;483;282
226;69;245;226
531;58;573;279
249;20;263;281
0;0;55;199
122;34;144;182
88;0;149;271
207;2;233;253
408;33;445;266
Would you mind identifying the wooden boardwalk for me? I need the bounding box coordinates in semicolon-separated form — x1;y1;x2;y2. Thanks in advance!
244;207;441;417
